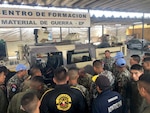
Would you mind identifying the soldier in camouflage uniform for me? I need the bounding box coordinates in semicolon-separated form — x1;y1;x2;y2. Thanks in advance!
0;67;8;113
112;51;124;76
7;64;27;100
68;67;90;109
115;58;130;113
7;76;47;113
20;66;42;92
78;68;92;91
90;60;115;102
102;50;115;72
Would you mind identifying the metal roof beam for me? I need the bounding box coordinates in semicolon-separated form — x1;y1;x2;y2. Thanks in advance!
51;0;62;6
73;0;90;7
80;0;97;8
85;0;113;9
61;0;70;6
65;0;79;7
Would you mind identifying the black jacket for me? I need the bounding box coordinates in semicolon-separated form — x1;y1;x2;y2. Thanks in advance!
40;84;87;113
92;90;123;113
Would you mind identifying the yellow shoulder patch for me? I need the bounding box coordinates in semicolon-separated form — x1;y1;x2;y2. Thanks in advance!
92;75;99;82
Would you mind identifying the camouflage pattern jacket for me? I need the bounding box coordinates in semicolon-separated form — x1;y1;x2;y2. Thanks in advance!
103;57;114;72
7;74;24;100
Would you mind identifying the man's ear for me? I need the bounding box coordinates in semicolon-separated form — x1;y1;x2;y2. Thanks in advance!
38;100;41;107
53;77;57;84
96;86;102;93
66;76;69;82
76;74;79;79
20;105;25;111
139;86;147;97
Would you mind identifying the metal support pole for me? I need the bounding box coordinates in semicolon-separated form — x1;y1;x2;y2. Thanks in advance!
102;25;104;35
88;27;91;43
20;28;22;41
116;27;118;37
60;27;62;42
34;29;38;44
141;13;144;54
132;25;134;35
88;9;91;43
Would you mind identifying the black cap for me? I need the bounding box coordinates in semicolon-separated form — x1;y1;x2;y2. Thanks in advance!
95;75;110;91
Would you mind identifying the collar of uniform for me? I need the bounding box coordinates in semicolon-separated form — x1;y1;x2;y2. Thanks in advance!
55;84;69;89
15;74;24;82
99;89;111;96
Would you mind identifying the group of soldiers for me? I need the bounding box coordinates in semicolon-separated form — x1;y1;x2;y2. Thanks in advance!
1;50;150;113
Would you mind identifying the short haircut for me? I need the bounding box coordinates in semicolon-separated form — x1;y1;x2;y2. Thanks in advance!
31;76;44;84
21;92;39;113
0;66;6;74
138;74;150;94
54;67;67;82
105;50;110;53
144;53;150;57
95;75;110;90
130;64;143;71
68;67;79;80
0;66;9;75
143;57;150;62
29;66;41;76
131;55;140;63
93;60;103;68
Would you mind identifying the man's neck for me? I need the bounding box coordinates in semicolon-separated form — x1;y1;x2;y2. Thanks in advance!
106;56;111;58
17;73;23;79
146;95;150;104
98;69;104;74
32;109;40;113
56;81;67;85
69;80;78;86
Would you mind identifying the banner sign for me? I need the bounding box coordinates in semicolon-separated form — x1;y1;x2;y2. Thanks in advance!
0;7;90;28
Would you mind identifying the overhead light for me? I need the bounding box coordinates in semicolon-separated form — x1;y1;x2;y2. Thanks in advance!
3;1;8;4
133;22;142;25
115;24;121;27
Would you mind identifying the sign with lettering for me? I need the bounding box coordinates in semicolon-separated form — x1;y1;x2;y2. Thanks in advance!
0;8;90;28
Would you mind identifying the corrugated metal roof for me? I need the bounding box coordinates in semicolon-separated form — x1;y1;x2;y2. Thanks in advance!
1;0;150;13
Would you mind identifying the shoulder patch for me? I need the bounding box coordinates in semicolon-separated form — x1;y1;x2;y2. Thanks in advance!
11;84;17;92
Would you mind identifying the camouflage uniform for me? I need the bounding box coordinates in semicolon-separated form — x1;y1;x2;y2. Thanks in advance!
90;70;115;101
20;75;31;92
78;73;92;91
21;78;48;92
115;68;130;96
102;57;114;72
7;74;24;100
0;84;8;113
72;84;90;108
114;68;130;113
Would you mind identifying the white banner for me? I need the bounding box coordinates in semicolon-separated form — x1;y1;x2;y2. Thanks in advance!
0;8;90;28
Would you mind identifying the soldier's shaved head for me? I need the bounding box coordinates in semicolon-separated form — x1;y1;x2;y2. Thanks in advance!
68;67;79;80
